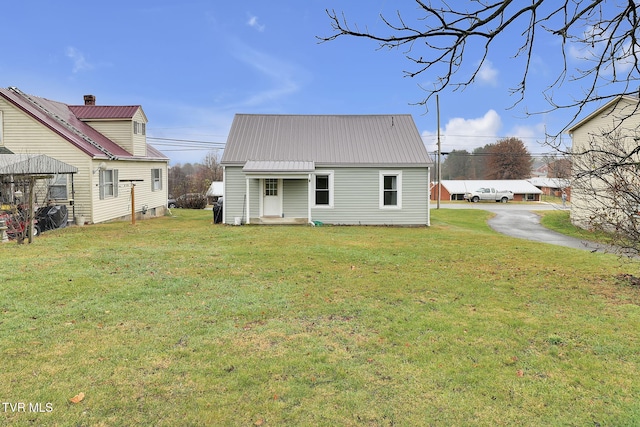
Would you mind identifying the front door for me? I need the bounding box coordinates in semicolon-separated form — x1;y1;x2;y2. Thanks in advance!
263;178;282;217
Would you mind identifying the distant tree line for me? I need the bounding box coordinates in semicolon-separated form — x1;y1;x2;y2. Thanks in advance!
168;151;222;197
439;137;568;180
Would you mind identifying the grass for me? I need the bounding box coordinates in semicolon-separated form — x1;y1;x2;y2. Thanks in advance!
1;209;640;426
539;209;616;244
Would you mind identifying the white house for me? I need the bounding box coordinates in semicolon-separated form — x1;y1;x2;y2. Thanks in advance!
0;87;169;224
221;114;432;225
568;95;640;229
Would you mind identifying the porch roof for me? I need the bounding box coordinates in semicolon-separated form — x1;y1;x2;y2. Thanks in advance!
0;154;78;176
243;160;315;173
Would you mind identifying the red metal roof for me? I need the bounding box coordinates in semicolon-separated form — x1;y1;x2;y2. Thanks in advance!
69;105;141;120
0;87;167;161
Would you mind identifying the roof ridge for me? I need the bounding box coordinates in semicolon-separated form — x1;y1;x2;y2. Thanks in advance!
8;87;117;160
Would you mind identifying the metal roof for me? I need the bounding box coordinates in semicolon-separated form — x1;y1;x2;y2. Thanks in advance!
243;160;315;173
0;154;78;175
221;114;431;167
0;87;167;161
69;105;142;120
528;177;570;188
440;180;543;194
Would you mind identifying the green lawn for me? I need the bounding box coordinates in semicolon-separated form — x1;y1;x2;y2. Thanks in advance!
1;209;639;426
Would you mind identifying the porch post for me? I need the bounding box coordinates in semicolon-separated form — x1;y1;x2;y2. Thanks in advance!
245;177;250;225
308;173;313;225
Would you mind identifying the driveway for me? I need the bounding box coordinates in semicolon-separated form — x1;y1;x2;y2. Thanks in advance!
436;202;614;252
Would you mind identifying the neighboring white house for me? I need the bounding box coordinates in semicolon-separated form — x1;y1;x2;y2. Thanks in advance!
0;87;169;224
567;95;640;229
206;181;223;204
221;114;432;225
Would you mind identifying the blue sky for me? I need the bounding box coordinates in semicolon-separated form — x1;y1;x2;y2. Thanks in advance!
0;1;612;165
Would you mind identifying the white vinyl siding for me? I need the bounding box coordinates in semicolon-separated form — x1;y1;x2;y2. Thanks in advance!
0;96;167;225
0;110;3;143
83;110;147;156
570;97;640;228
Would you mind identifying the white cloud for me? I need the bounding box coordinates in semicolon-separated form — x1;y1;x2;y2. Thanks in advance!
65;47;93;73
423;110;502;154
229;41;308;108
477;60;499;86
247;15;265;32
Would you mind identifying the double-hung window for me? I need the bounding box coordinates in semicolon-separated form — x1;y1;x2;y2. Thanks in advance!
379;171;402;209
314;172;334;207
99;169;119;199
151;169;162;191
47;174;68;200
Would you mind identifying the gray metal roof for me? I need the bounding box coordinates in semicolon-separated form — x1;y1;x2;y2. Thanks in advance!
0;154;78;175
243;160;315;173
221;114;431;167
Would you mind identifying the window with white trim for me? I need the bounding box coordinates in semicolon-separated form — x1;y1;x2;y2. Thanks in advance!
379;171;402;209
151;169;162;191
314;171;334;207
134;121;146;135
99;169;119;199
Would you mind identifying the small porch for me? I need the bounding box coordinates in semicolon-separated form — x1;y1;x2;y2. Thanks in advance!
241;160;315;225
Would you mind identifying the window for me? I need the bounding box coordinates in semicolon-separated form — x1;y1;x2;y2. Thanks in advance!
313;172;334;207
379;171;402;209
47;174;68;200
134;121;146;135
151;169;162;191
265;178;278;196
99;169;119;199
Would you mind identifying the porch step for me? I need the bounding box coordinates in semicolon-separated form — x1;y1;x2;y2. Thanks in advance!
253;217;309;225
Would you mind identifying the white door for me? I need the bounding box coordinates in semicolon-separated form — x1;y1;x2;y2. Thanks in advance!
263;178;282;216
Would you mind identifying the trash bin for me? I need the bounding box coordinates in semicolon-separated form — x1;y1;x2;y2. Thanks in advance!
213;205;222;224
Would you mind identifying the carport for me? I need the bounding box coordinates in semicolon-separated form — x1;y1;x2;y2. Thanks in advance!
0;154;78;243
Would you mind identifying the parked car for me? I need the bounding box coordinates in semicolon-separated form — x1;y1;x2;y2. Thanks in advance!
464;187;514;203
168;196;177;208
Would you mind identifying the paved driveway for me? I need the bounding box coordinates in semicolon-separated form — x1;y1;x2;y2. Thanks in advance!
435;202;613;252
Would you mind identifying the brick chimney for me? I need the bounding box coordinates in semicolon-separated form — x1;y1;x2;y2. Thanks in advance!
83;95;96;105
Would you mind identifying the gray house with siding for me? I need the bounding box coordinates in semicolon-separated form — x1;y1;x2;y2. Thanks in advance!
221;114;431;225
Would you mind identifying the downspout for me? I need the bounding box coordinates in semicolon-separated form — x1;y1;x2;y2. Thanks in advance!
221;166;226;224
427;166;431;226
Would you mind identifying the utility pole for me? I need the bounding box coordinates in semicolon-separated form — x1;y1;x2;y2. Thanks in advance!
436;95;441;209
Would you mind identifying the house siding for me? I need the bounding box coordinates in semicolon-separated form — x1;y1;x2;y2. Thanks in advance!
312;167;429;225
283;179;308;218
222;166;247;223
223;166;430;225
0;96;93;220
570;97;640;228
91;160;168;224
83;109;147;157
0;96;167;224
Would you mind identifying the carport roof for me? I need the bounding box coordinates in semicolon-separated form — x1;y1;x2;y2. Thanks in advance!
440;180;543;194
0;154;78;176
